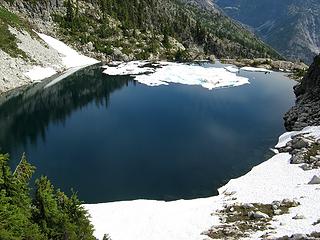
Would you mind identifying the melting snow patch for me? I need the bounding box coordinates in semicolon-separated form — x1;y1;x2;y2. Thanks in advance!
224;65;239;73
103;61;249;90
241;66;273;73
36;32;99;68
102;61;155;75
24;66;57;81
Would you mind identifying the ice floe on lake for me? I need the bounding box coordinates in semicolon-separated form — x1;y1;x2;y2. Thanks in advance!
241;66;273;73
102;61;250;90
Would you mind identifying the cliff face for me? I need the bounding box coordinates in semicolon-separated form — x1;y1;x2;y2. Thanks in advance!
284;55;320;130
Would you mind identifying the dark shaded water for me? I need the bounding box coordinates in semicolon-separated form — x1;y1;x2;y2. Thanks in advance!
0;63;296;203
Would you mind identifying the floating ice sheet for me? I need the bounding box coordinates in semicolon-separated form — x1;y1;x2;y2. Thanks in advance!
103;61;249;90
241;66;273;73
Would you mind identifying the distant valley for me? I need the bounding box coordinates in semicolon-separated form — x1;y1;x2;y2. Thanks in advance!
215;0;320;64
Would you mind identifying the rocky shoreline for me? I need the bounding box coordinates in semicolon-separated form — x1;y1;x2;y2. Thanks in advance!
284;55;320;131
204;128;320;240
221;58;308;79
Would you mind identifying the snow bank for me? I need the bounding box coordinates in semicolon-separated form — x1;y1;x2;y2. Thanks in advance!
224;65;239;73
85;126;320;240
25;66;57;81
85;198;221;240
36;32;99;68
22;32;99;84
241;66;273;73
102;61;249;90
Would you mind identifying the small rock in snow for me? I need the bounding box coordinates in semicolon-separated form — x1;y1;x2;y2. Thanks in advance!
300;164;312;171
248;211;269;219
308;175;320;184
290;233;308;239
242;203;254;209
292;214;306;220
309;156;318;163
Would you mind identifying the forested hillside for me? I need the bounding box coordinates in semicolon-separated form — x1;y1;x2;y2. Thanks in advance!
2;0;280;61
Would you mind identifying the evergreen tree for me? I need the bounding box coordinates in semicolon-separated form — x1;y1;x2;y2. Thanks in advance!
0;154;96;240
65;0;74;24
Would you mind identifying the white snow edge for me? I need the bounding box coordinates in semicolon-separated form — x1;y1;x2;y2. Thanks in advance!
84;126;320;240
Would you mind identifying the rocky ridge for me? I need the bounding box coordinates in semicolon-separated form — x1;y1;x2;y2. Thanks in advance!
221;58;308;77
284;55;320;130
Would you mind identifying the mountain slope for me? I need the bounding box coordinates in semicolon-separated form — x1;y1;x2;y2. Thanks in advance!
2;0;280;62
215;0;320;64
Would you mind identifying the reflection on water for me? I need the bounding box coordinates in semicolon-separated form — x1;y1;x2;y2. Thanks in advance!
0;66;132;154
0;64;296;203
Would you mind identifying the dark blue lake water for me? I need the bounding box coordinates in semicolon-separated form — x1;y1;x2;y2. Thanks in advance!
0;63;296;203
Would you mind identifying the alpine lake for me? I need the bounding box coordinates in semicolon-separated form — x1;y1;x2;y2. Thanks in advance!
0;62;296;203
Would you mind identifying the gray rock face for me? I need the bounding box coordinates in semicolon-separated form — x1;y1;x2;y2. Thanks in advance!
308;175;320;184
284;55;320;131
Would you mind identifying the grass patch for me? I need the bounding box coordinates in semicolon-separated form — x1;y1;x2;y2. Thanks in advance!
206;201;298;239
289;68;308;81
0;5;30;58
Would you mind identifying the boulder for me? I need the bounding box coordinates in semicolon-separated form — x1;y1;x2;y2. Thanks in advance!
308;175;320;184
290;154;305;164
292;214;305;220
291;139;309;149
248;211;269;219
300;164;312;171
